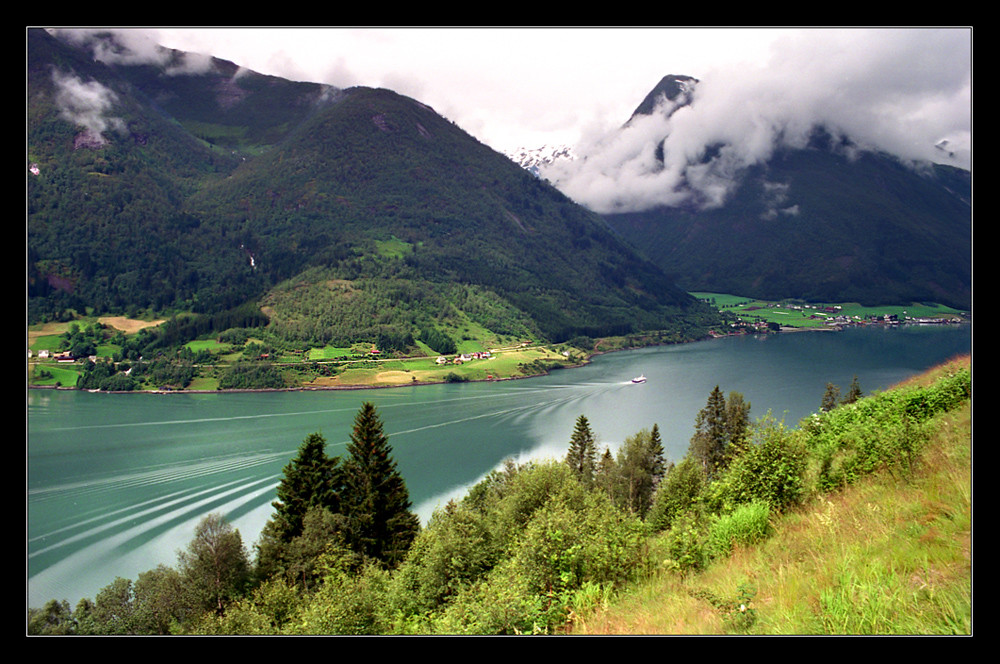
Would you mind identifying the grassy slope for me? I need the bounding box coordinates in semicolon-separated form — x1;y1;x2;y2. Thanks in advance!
571;356;972;635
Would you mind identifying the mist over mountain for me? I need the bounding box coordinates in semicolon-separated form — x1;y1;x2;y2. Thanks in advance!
27;29;717;344
541;30;970;216
539;60;971;309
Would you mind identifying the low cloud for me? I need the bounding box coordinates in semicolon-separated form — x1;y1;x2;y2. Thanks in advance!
51;29;216;75
542;29;971;214
51;70;124;145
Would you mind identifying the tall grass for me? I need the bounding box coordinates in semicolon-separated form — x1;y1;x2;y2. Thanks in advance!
706;501;771;560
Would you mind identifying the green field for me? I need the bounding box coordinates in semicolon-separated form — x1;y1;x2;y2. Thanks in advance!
374;236;415;259
307;346;357;361
29;334;64;354
692;293;966;329
30;364;80;387
185;339;226;353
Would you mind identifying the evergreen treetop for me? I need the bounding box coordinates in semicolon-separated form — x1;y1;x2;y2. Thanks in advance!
270;432;342;542
565;414;597;485
341;402;420;568
689;386;751;479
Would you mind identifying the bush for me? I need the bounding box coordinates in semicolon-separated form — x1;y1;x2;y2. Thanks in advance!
389;502;498;617
390;461;649;634
802;369;969;492
662;509;708;574
288;563;391;635
648;456;705;532
706;415;807;513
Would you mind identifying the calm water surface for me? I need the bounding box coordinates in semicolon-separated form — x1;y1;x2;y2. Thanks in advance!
27;324;971;606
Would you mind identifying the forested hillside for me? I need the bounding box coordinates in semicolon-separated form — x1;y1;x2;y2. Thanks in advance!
602;144;972;309
27;29;717;348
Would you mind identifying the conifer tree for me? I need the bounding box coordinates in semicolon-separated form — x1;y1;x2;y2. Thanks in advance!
341;402;420;568
821;382;841;412
723;391;752;463
270;432;342;543
649;423;667;489
689;385;729;478
565;414;597;486
842;375;863;405
689;387;751;479
594;446;617;498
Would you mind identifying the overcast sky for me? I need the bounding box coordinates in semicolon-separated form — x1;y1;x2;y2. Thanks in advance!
49;27;972;213
148;28;787;150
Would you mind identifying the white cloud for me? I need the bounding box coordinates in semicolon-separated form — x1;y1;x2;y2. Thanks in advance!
541;28;971;213
51;70;124;145
51;28;216;75
46;27;970;213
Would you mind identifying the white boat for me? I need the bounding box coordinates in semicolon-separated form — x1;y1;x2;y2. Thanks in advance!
631;374;646;384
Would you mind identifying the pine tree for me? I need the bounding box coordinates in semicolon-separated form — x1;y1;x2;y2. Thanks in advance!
341;402;420;568
270;432;342;543
649;423;667;490
689;387;752;479
565;414;597;486
723;391;752;463
821;382;841;412
689;385;728;478
594;446;617;499
842;375;863;405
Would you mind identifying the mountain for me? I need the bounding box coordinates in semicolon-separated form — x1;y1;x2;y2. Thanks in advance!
586;75;972;310
27;29;717;345
625;74;697;122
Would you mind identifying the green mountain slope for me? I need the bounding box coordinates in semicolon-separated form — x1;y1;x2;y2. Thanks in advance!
27;30;716;344
28;29;246;316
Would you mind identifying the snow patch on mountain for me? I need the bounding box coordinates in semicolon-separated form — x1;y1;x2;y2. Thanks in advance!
504;144;576;178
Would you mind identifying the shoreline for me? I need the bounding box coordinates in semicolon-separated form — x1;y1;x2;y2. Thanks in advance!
27;321;968;396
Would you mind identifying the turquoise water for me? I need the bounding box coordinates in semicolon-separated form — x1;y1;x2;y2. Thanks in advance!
27;324;971;606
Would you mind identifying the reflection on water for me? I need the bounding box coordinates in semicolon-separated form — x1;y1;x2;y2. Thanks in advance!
27;324;970;606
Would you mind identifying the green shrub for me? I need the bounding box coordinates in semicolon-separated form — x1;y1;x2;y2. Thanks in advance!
689;582;759;633
509;491;647;600
662;509;708;574
193;578;302;635
389;501;498;617
647;455;705;532
288;563;391;635
706;415;807;514
801;370;967;491
398;461;649;634
432;571;548;635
